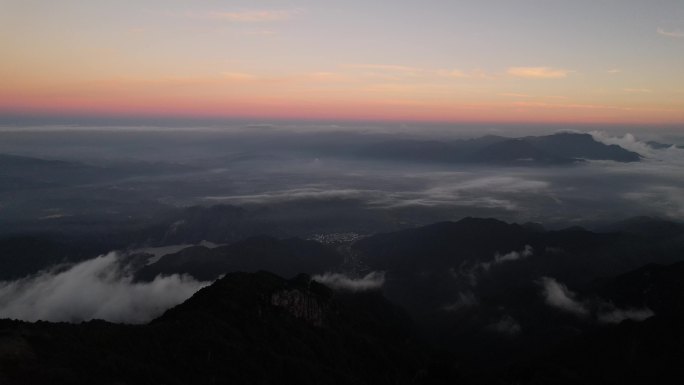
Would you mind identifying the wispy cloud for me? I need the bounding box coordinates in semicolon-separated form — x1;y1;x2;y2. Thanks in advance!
598;306;654;324
539;277;655;323
204;188;377;204
202;9;300;22
539;277;589;317
657;27;684;38
341;65;495;81
484;246;533;276
312;271;385;291
345;64;420;72
623;88;653;94
452;246;535;287
507;67;571;79
481;245;533;271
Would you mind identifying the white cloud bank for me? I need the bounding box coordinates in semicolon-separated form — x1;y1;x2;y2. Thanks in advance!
539;277;654;324
481;245;533;271
0;253;209;324
539;277;589;317
590;131;684;163
312;271;385;291
598;306;654;324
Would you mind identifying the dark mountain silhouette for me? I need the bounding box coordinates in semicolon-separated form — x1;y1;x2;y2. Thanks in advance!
355;135;506;164
354;218;532;272
0;153;94;186
135;204;278;245
135;236;344;281
4;260;684;384
3;217;684;384
467;138;575;164
0;235;113;280
353;217;684;291
647;140;684;150
355;139;461;163
351;217;684;362
0;153;76;168
507;261;684;385
588;261;684;318
526;132;641;162
355;133;641;165
0;152;195;188
347;218;684;384
0;271;429;385
598;216;684;239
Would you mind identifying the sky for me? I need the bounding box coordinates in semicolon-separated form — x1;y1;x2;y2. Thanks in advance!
1;0;684;125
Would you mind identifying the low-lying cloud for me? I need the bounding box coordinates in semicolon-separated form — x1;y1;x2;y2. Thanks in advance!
193;144;684;224
204;188;379;204
482;245;533;271
539;277;590;316
590;131;684;163
598;306;655;324
454;245;534;285
0;253;209;324
487;314;522;336
312;271;385;291
539;277;654;323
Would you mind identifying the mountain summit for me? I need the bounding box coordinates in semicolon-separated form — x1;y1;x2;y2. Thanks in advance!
0;271;426;385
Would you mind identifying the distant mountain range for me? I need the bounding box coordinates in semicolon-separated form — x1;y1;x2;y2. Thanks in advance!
134;236;343;281
647;140;684;150
1;129;682;383
356;132;642;164
0;153;195;189
351;217;684;321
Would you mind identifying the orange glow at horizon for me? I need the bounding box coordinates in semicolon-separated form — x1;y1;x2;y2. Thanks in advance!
2;72;683;125
3;95;683;125
2;1;683;126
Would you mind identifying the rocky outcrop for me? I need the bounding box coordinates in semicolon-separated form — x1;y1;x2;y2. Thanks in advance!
271;288;327;327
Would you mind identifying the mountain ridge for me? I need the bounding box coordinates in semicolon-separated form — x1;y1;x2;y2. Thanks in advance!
355;132;642;165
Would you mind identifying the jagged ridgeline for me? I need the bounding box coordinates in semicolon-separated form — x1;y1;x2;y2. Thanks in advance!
0;272;429;385
1;127;684;384
3;216;684;384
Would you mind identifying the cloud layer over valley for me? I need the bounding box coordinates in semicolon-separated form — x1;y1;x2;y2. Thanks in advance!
0;253;209;323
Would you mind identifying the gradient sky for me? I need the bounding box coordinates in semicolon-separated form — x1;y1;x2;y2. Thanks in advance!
2;0;684;124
